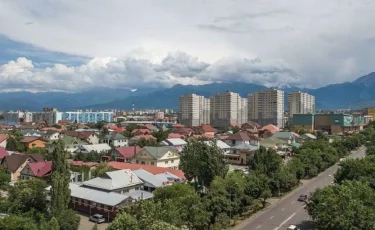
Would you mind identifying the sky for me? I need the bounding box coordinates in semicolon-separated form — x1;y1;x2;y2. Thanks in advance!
1;0;375;92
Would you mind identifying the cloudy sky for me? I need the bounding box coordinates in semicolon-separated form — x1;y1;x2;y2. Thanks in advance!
1;0;375;92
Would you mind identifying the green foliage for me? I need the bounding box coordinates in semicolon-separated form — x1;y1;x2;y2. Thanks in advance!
55;209;80;230
307;181;375;230
283;122;294;132
179;139;228;188
50;139;71;217
53;124;62;129
92;163;115;177
74;150;104;162
107;213;140;230
0;215;38;230
248;146;282;177
40;217;60;230
151;130;171;142
91;223;99;230
0;167;10;190
149;220;180;230
132;138;159;148
366;146;375;156
8;178;48;214
153;184;195;202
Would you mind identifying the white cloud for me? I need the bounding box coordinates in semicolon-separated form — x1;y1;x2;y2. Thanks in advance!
0;53;299;92
1;0;375;89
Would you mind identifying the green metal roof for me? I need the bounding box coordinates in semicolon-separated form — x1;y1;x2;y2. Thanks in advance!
49;136;85;146
273;132;293;139
143;146;178;160
105;132;127;140
290;142;301;149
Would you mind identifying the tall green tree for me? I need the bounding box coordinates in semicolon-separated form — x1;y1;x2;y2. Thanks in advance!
248;146;282;177
50;139;71;216
149;221;180;230
179;139;228;188
0;167;10;189
307;181;375;230
0;215;38;230
151;130;170;142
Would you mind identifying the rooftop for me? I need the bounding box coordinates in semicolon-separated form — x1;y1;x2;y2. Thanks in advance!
115;146;142;158
142;146;179;160
161;138;187;146
27;161;52;177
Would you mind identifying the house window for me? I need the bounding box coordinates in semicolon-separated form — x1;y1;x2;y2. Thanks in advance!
151;162;154;166
165;161;168;164
136;160;139;164
135;187;140;190
141;161;145;165
171;160;174;163
84;200;88;206
104;205;108;210
124;189;129;193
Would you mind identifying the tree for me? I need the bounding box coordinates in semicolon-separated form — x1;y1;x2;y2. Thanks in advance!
151;130;170;142
179;139;228;189
8;178;48;214
92;163;114;177
0;167;10;189
107;213;140;230
367;146;375;156
94;120;107;130
0;215;38;230
56;209;80;230
307;181;375;230
133;138;159;148
53;124;62;129
283;122;294;132
50;139;71;216
41;217;60;230
248;146;282;177
149;220;180;230
153;184;195;202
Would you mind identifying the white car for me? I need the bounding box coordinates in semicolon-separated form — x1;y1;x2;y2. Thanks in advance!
89;214;106;223
340;158;347;162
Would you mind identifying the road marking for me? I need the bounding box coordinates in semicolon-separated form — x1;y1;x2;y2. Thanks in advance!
274;212;296;230
291;201;295;204
270;216;274;219
282;208;284;211
257;225;261;229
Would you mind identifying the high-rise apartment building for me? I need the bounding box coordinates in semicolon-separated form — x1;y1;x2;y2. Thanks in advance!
32;108;62;125
288;91;315;119
3;111;33;123
248;89;285;127
210;91;248;128
178;94;210;127
62;111;113;123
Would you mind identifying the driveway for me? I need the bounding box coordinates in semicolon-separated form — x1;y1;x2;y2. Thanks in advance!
79;214;109;230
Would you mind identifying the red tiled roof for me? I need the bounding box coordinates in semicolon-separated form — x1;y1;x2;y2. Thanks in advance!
0;147;8;159
168;133;184;138
108;162;185;179
260;124;280;133
217;135;229;140
28;161;52;177
0;134;9;143
20;137;41;143
133;135;156;140
115;146;141;158
173;124;185;128
41;127;62;132
199;124;215;133
145;124;153;128
68;160;99;168
174;128;193;135
131;129;150;135
113;127;125;133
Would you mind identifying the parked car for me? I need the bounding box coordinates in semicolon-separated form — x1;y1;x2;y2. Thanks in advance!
298;194;308;202
89;214;106;223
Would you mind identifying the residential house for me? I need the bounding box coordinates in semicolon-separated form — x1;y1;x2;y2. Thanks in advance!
1;154;44;181
134;146;180;169
196;124;215;137
131;129;151;136
259;124;280;138
20;130;43;137
172;127;193;137
42;130;60;141
108;161;185;180
111;146;142;162
64;131;99;144
228;142;259;165
272;132;302;144
260;137;288;150
160;138;187;152
128;135;157;145
224;132;260;146
101;132;128;147
20;124;39;130
133;169;182;192
20;137;47;150
241;122;261;131
204;139;232;154
0;134;9;148
74;143;112;154
145;125;159;132
0;147;8;160
46;136;86;153
20;161;52;180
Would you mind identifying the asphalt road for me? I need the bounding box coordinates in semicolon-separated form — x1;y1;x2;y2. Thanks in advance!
234;146;366;230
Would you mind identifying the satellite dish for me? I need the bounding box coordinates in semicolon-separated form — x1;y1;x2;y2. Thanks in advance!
130;89;137;92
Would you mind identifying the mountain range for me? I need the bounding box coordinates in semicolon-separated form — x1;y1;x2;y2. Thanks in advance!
1;72;375;111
